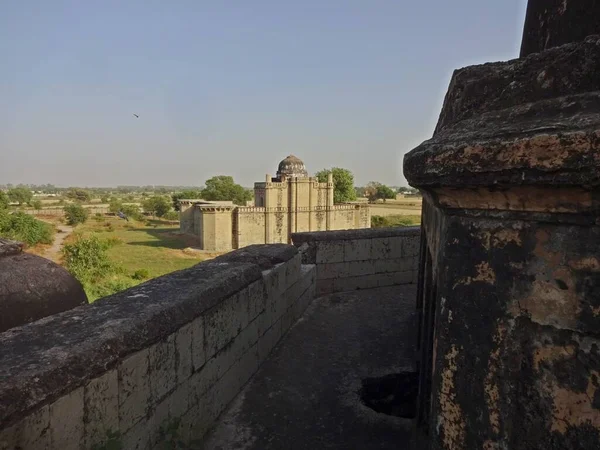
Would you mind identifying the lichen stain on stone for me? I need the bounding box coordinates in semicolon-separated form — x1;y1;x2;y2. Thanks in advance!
477;228;522;250
453;261;496;288
517;278;580;329
427;131;597;172
433;186;593;213
550;370;600;434
484;324;507;435
568;257;600;272
438;344;465;449
532;345;576;371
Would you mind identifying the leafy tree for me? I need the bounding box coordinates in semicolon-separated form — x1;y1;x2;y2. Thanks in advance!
108;199;123;213
7;187;32;205
172;190;203;211
0;191;8;210
65;188;91;203
121;204;143;221
100;196;110;204
315;168;357;204
30;199;43;210
376;184;396;202
202;176;252;206
163;211;179;221
142;196;171;218
64;203;89;226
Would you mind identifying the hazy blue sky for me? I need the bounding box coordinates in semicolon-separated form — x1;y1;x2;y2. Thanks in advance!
1;0;528;187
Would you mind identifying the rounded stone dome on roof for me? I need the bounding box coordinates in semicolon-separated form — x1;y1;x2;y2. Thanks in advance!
0;238;87;333
276;155;308;178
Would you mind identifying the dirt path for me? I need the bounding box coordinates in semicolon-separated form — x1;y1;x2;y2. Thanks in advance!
45;224;74;262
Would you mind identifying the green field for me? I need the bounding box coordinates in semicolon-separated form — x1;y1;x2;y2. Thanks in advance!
65;217;217;301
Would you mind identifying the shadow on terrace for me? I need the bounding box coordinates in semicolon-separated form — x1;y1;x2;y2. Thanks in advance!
0;226;420;450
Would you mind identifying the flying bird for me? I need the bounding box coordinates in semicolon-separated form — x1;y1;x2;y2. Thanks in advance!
133;114;139;118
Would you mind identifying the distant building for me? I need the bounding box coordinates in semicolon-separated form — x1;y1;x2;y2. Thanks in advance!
179;155;370;251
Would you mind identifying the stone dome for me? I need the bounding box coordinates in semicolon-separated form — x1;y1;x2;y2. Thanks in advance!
0;239;88;332
276;155;308;179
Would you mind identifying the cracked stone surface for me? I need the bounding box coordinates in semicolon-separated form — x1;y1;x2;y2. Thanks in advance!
203;285;418;450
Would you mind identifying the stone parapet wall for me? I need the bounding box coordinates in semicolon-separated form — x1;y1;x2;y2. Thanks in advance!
0;245;315;450
292;227;420;296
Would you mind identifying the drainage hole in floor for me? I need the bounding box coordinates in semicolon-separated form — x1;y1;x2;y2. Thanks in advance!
359;372;418;418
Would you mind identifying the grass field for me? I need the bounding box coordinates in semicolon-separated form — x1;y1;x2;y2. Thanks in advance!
79;220;207;275
368;198;422;217
63;217;219;301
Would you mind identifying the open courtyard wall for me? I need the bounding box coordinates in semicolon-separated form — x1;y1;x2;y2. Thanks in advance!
293;226;420;296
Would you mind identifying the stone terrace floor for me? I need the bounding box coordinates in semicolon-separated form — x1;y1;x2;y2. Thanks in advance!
203;285;418;450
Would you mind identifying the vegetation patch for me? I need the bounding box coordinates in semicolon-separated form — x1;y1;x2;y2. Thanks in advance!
0;210;54;246
371;214;421;228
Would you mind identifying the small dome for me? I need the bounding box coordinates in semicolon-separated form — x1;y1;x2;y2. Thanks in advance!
277;155;308;179
0;239;88;332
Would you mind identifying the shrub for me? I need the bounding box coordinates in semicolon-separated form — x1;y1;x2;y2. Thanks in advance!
64;204;89;226
0;211;54;246
131;268;150;280
371;215;420;228
0;191;8;210
30;199;42;210
94;213;104;222
62;234;116;283
105;236;124;247
103;221;114;232
163;211;179;221
86;276;139;302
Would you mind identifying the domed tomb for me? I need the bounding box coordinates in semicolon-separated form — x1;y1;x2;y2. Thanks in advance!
276;155;309;179
0;238;88;332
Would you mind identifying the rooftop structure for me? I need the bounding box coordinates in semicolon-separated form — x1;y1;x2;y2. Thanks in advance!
179;156;370;251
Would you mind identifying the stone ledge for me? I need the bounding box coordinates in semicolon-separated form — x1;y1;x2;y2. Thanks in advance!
292;226;420;243
0;244;297;430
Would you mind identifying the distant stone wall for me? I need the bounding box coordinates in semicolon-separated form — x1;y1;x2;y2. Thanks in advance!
292;226;420;296
0;245;315;449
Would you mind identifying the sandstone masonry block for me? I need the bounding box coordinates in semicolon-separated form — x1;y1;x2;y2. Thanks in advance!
211;344;259;416
258;319;282;365
149;333;177;403
247;280;266;322
84;370;119;449
49;387;84;450
175;322;193;383
371;237;393;259
284;253;302;289
0;404;50;450
344;239;372;262
120;416;149;450
402;235;420;257
178;393;213;444
393;271;414;285
191;316;205;371
316;240;345;263
204;290;248;359
147;395;170;447
168;381;191;420
118;349;151;431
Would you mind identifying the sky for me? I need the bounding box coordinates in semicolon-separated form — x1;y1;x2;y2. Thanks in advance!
0;0;528;188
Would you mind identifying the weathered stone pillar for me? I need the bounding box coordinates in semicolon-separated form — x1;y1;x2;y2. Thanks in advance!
404;3;600;448
326;172;334;230
289;177;297;241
